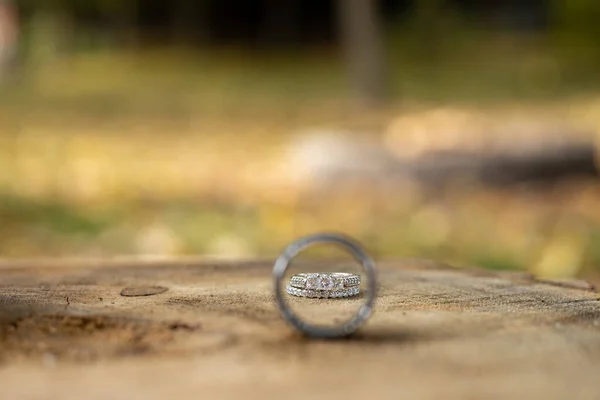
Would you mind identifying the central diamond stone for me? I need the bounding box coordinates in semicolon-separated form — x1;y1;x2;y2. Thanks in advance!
305;273;341;291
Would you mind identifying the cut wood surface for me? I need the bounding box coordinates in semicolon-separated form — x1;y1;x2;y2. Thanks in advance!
1;258;600;399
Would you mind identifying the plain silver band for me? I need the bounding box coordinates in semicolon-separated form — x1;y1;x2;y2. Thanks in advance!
272;233;377;338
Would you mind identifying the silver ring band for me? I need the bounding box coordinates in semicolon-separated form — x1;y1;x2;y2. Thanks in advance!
272;233;377;338
286;284;360;298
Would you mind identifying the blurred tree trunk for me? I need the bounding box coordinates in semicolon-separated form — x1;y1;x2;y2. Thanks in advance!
262;0;301;46
414;0;443;61
115;1;139;48
171;0;210;45
0;0;19;83
337;0;388;107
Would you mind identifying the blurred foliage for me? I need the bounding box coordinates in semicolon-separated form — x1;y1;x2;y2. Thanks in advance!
1;96;600;283
1;0;600;286
553;0;600;35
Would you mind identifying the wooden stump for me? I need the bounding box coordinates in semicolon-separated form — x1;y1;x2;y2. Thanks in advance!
1;259;599;399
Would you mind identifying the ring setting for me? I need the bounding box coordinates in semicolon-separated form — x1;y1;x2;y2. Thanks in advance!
287;273;361;298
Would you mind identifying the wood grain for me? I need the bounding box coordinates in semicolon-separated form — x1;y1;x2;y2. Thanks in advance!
0;259;599;400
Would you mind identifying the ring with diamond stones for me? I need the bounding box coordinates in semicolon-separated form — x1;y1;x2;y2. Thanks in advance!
286;284;360;298
287;272;361;298
290;272;360;290
272;233;377;338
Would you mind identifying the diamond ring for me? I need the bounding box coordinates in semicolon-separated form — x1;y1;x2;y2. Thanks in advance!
287;273;361;298
286;284;360;298
290;272;361;290
272;233;377;338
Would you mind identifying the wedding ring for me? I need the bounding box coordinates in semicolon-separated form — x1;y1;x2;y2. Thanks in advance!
286;284;360;298
272;233;377;338
287;272;361;298
289;272;361;290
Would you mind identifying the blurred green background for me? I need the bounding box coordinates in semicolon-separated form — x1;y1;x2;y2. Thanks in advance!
1;0;600;283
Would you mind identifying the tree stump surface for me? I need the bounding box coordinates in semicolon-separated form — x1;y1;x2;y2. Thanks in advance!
1;259;599;399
